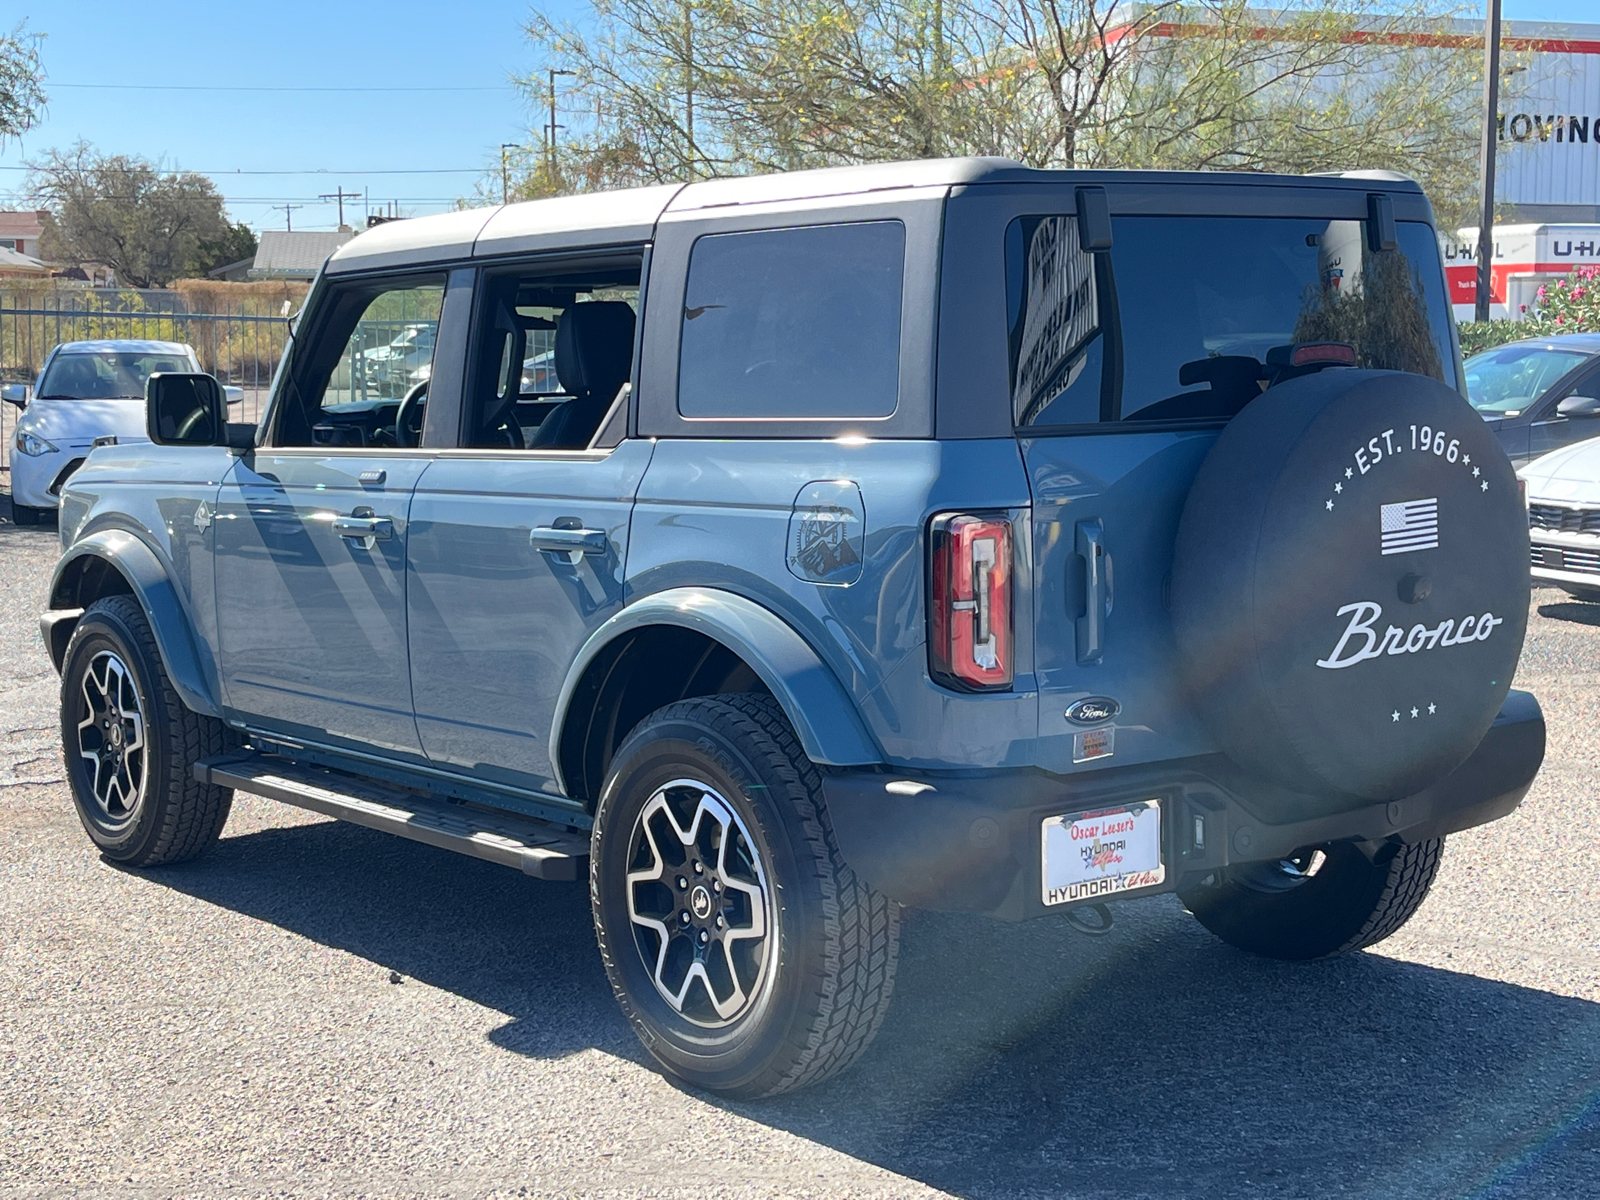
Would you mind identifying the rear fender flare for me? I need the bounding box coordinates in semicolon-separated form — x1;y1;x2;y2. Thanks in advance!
553;587;881;794
46;530;222;719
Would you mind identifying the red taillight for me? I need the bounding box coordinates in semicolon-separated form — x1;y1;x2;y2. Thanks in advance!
930;513;1013;691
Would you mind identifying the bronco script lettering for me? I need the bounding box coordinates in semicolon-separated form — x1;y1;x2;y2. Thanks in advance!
1315;601;1505;670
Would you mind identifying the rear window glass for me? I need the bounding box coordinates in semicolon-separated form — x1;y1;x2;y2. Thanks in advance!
678;221;904;419
1005;215;1457;426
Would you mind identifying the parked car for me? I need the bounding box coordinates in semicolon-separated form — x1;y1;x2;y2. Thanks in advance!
1521;436;1600;601
1464;333;1600;467
4;340;241;525
44;160;1543;1099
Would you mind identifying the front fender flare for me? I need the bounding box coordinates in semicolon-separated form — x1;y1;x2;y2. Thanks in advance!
553;587;882;792
46;530;222;719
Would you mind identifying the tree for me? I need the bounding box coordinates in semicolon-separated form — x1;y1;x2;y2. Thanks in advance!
193;221;259;277
515;0;1494;222
0;21;45;148
29;144;236;287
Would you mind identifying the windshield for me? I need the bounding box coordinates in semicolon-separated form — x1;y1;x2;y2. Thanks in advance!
38;351;194;400
1463;345;1589;416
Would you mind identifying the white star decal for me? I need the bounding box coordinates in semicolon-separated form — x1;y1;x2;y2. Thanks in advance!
1411;707;1419;718
1481;480;1489;492
1473;466;1481;477
1335;482;1343;493
1392;711;1400;722
1345;468;1354;479
1326;499;1335;510
1428;702;1437;714
1463;454;1471;465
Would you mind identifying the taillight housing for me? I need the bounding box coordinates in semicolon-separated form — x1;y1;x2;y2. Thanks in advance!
929;513;1013;691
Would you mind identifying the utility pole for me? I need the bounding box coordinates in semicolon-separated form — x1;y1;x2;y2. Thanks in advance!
684;1;696;180
1475;0;1503;323
271;203;303;232
547;69;575;175
318;185;358;227
501;143;519;203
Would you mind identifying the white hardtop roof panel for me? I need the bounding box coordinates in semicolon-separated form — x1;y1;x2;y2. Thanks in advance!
325;207;495;275
474;184;684;258
668;157;1022;211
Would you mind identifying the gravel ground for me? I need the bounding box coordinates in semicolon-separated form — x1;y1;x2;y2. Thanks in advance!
2;492;1598;1199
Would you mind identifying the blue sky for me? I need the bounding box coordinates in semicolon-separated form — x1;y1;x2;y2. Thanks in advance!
3;0;1596;236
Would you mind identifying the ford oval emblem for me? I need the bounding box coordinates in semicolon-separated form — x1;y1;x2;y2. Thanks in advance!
1066;697;1120;725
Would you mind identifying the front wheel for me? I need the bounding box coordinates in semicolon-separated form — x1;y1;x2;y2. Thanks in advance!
10;501;44;526
60;595;235;866
1178;838;1443;960
591;694;899;1098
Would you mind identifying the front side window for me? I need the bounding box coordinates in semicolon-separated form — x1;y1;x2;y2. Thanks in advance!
678;221;905;420
278;278;445;447
39;350;197;400
1464;345;1590;416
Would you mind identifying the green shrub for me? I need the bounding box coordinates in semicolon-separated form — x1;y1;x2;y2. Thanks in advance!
1457;319;1529;358
1527;265;1600;334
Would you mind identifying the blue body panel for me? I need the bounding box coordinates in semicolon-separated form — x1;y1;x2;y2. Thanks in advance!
406;443;654;793
627;437;1039;769
212;452;432;758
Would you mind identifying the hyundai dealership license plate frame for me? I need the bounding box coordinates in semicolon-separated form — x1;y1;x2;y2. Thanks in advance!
1041;800;1166;907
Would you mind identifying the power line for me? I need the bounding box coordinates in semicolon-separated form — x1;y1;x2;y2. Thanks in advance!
0;165;486;175
47;82;509;93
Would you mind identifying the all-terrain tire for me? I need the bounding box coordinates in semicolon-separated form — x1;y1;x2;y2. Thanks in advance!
1178;838;1444;960
60;595;235;866
591;693;899;1098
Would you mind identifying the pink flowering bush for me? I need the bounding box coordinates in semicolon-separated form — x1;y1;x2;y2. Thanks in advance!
1528;265;1600;334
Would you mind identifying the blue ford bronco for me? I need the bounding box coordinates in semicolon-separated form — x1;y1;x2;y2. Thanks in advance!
45;159;1544;1097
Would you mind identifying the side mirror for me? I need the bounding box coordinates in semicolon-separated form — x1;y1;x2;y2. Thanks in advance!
224;385;244;407
1;383;26;408
147;372;227;446
1557;393;1600;419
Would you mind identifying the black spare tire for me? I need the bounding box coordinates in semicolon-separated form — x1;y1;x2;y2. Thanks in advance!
1170;369;1528;801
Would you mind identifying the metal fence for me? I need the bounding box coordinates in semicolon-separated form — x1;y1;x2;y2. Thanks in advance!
0;290;292;473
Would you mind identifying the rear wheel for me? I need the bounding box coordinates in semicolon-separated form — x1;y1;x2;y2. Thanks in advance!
60;595;235;866
591;693;899;1098
1178;838;1443;960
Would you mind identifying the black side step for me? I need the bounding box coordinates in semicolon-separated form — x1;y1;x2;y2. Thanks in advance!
195;753;589;881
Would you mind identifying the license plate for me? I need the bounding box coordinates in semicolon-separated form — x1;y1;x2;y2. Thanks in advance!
1041;800;1165;907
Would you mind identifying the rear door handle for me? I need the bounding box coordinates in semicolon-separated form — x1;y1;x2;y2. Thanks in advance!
1075;519;1113;665
333;513;394;542
530;525;608;556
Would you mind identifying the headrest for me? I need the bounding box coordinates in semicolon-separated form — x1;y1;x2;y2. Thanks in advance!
554;301;636;401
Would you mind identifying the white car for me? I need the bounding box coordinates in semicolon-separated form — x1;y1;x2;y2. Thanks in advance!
1521;434;1600;602
4;340;240;525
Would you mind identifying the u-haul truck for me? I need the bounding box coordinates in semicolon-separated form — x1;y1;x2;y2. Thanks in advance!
1444;224;1600;322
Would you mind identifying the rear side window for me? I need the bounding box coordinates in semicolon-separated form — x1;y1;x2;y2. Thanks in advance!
678;221;904;419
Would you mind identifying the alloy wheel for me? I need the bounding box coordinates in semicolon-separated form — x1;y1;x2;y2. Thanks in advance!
625;778;774;1028
75;650;148;828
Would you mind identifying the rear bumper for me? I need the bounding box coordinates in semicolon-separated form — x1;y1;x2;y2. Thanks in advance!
824;689;1545;921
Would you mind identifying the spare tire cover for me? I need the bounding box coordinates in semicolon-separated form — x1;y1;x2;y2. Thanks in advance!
1170;369;1528;801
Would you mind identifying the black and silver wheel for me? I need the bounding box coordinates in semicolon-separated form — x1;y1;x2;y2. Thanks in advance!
592;693;898;1098
61;595;235;866
1178;838;1444;960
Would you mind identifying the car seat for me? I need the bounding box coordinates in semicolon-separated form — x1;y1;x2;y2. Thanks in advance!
528;301;636;450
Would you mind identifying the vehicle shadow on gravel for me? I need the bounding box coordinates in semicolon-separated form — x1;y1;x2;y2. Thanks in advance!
1538;600;1600;628
138;817;1600;1200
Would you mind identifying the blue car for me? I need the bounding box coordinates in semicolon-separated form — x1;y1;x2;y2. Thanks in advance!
44;160;1544;1097
1464;332;1600;467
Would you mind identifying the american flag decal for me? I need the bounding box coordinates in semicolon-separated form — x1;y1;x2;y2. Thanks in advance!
1380;498;1439;555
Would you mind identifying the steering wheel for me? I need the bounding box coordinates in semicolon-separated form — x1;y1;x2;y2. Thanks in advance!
394;380;429;448
175;406;209;440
